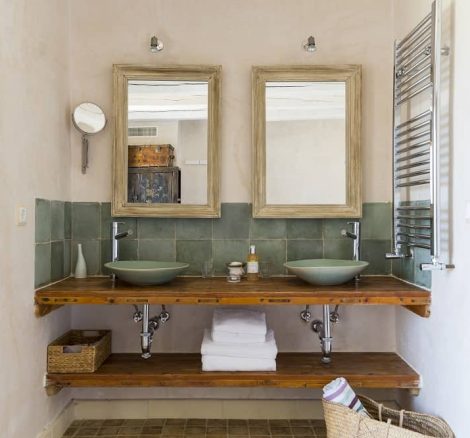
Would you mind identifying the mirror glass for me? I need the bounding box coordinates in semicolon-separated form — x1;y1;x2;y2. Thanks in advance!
127;80;208;205
72;102;106;134
265;81;346;205
113;65;220;218
252;65;361;218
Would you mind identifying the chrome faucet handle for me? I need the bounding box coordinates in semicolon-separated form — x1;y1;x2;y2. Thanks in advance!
300;306;312;323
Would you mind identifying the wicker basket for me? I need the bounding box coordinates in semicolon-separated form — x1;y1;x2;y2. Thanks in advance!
323;395;454;438
47;330;111;373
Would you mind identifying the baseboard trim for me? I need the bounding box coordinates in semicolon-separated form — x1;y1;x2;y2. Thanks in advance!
37;397;400;436
36;400;74;438
73;399;326;419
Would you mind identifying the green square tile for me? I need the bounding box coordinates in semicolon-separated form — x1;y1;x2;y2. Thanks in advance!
35;243;51;287
100;202;137;239
50;241;64;282
138;218;175;239
176;218;212;240
64;202;72;239
251;240;286;275
139;239;176;261
176;240;212;275
119;239;139;260
286;219;323;239
395;257;415;284
213;203;250;239
101;239;112;275
35;198;51;243
212;240;249;275
323;239;353;260
64;240;71;277
391;258;403;279
251;219;286;239
50;200;65;241
361;240;392;275
71;240;101;276
322;218;354;240
361;203;392;240
287;240;323;261
413;247;432;289
72;202;100;240
100;202;112;239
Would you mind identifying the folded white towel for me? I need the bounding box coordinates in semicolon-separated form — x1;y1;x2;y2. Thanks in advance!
212;308;267;336
323;377;368;415
211;329;267;344
201;329;277;359
202;355;276;372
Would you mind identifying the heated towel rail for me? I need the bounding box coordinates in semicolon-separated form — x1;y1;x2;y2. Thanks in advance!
385;0;453;270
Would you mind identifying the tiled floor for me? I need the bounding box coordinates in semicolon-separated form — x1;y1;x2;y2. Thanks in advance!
62;418;327;438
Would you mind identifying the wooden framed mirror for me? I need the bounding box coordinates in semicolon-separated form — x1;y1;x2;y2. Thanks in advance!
252;65;362;218
112;65;221;217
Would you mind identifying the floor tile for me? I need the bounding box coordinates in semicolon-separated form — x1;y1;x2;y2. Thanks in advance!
62;418;328;438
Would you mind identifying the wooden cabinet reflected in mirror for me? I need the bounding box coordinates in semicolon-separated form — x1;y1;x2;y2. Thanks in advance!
252;65;362;218
113;65;221;217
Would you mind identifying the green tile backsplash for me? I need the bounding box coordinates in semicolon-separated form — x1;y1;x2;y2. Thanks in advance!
36;200;399;286
390;200;432;289
35;199;71;288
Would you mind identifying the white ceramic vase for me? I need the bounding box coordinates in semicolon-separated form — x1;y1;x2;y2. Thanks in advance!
74;243;87;279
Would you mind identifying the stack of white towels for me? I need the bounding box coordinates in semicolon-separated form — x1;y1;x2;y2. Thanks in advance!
201;308;278;371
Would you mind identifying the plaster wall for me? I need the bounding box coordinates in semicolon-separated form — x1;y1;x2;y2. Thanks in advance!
0;1;73;437
68;0;394;204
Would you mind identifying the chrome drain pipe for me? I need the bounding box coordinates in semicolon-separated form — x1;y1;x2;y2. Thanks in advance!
133;304;170;359
312;304;333;363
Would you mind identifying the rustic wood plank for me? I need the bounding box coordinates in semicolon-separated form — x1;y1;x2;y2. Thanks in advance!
402;304;431;318
35;276;430;315
45;352;420;391
35;303;63;317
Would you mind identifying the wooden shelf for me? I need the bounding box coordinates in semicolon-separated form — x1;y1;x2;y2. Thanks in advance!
45;352;420;394
35;276;430;317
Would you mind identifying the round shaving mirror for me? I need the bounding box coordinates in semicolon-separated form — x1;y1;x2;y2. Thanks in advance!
72;102;106;173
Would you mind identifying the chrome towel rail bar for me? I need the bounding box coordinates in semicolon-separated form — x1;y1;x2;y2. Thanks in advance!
386;0;454;270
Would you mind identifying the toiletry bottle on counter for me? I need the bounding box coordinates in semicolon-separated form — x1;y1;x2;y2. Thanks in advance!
246;245;259;281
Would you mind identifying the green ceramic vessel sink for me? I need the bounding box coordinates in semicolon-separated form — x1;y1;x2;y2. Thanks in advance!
104;261;189;286
284;259;369;286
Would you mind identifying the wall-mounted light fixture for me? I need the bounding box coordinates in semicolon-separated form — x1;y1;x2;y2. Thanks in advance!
150;35;164;53
303;36;317;52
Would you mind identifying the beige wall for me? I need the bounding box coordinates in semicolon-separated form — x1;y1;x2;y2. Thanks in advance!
68;0;394;203
0;1;72;437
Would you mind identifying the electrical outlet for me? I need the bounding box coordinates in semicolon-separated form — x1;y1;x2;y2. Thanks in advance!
16;206;27;226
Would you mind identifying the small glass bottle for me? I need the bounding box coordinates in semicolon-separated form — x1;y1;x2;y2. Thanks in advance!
246;245;259;281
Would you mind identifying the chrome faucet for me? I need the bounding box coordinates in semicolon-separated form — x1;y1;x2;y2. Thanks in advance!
111;221;133;262
342;221;361;262
111;221;133;281
341;221;361;280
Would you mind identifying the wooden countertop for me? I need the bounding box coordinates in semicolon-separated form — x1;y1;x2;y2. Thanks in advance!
35;275;430;317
